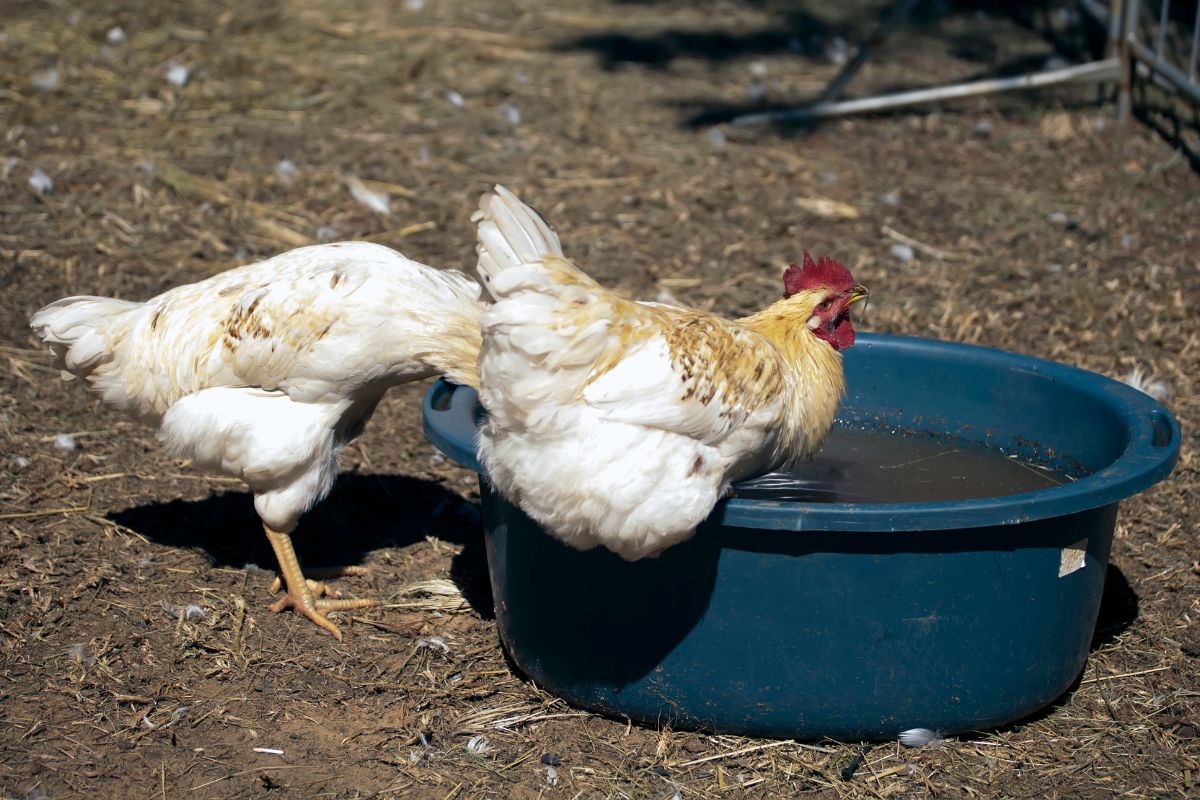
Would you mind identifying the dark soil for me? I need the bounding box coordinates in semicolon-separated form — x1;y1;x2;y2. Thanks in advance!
2;0;1197;797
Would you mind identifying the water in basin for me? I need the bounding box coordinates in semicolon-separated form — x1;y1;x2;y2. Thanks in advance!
732;425;1073;504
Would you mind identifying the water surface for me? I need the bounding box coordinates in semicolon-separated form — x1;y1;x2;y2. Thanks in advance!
732;426;1072;504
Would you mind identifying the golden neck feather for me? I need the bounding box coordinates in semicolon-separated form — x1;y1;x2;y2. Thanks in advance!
740;291;846;461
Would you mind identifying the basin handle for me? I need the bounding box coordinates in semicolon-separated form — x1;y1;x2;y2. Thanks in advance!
422;381;484;472
1147;408;1177;449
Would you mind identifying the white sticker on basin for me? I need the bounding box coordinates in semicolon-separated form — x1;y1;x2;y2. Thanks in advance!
1059;539;1088;577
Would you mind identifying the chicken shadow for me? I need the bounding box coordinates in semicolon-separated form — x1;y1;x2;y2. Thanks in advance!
109;472;495;617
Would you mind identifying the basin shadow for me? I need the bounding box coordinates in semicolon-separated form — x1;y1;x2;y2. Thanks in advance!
109;472;493;617
1090;563;1139;651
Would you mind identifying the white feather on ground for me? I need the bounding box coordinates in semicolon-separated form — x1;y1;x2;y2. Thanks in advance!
898;727;945;748
1123;366;1171;403
28;167;53;194
165;63;189;87
344;175;391;216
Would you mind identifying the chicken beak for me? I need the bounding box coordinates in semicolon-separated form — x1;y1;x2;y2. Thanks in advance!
847;285;869;306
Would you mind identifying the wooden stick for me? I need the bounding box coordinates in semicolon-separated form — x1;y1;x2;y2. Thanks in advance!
671;739;835;768
0;507;89;520
866;764;914;782
881;225;963;261
1080;665;1171;684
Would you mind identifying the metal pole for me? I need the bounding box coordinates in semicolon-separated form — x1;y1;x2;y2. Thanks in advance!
1106;0;1125;60
1129;36;1200;104
1119;0;1143;120
1107;0;1127;115
1189;2;1199;83
1155;0;1171;58
730;59;1122;125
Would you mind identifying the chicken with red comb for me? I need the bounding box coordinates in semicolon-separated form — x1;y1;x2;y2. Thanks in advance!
784;250;857;297
784;251;867;352
472;185;869;560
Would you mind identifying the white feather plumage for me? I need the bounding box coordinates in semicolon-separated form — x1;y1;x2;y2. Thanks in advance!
472;187;844;560
474;188;726;558
32;241;484;535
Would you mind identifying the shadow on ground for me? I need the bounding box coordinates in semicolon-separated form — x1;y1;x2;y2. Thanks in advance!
561;0;1170;138
1134;88;1200;173
562;7;844;71
1091;562;1140;651
109;472;494;617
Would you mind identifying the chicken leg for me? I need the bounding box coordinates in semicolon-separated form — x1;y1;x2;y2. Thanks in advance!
262;524;376;641
268;565;372;599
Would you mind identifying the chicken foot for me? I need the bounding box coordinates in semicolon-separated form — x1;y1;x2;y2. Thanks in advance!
262;524;377;640
268;565;371;598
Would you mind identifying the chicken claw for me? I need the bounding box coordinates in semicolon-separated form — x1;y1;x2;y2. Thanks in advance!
262;524;377;641
268;591;376;641
268;565;372;598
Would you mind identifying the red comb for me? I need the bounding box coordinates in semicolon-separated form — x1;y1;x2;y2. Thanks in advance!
783;251;854;297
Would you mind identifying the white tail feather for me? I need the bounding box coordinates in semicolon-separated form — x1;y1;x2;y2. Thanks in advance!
30;296;143;376
473;185;564;297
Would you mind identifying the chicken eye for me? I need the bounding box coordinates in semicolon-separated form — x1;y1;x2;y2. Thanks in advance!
818;299;833;310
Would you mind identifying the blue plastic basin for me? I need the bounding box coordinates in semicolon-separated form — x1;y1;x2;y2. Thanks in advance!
422;333;1180;740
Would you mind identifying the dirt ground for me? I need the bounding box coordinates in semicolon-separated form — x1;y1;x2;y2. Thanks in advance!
2;0;1198;797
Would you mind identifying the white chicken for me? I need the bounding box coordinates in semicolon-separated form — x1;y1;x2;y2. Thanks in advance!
473;186;867;559
31;242;485;639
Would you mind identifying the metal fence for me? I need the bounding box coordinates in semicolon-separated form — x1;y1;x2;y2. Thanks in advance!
733;0;1200;126
1080;0;1200;116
